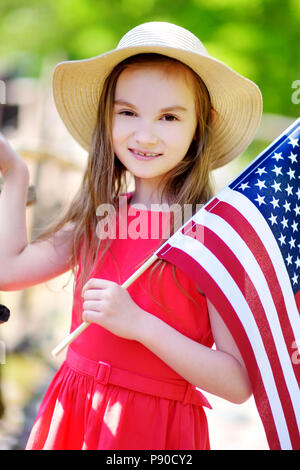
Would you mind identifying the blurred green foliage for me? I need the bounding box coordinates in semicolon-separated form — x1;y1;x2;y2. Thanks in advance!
0;0;299;117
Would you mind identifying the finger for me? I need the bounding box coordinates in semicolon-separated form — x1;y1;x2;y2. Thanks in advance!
82;289;103;300
82;278;117;294
83;300;104;312
82;310;103;324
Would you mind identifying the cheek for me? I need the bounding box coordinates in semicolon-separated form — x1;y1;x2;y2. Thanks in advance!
111;118;131;145
164;125;194;154
111;120;122;147
111;121;131;166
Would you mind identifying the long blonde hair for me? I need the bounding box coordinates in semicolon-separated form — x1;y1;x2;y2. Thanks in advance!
39;53;214;306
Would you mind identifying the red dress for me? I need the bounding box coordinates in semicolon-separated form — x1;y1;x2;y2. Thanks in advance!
26;194;214;450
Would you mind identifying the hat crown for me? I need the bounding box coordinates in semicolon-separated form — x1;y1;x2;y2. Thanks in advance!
117;21;208;55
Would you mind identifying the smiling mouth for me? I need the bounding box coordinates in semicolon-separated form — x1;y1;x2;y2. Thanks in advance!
129;149;162;160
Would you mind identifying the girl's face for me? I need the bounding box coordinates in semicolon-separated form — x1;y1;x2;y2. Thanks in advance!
112;64;197;188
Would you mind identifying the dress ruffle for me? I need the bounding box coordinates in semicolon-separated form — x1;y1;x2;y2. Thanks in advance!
26;360;210;450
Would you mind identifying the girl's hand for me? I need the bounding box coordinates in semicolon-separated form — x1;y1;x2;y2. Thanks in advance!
0;133;27;176
82;278;146;341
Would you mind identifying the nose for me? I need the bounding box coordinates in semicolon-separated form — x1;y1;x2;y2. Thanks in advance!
134;120;158;146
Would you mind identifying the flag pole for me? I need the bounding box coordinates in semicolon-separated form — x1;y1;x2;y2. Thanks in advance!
51;253;159;357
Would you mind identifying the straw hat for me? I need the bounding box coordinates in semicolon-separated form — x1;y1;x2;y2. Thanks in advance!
52;21;262;169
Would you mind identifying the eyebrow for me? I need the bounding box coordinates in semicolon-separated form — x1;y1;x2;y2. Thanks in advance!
114;99;188;113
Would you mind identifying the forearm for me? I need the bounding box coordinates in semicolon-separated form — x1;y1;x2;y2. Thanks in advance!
0;161;30;258
136;310;252;404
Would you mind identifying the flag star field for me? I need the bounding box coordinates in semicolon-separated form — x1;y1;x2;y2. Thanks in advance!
233;132;300;295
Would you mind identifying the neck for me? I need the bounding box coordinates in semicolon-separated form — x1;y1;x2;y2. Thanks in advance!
130;177;168;209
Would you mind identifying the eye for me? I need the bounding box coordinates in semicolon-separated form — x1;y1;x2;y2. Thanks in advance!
161;114;179;122
118;110;136;117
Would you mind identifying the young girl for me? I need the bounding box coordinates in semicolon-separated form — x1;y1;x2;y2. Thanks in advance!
0;22;262;450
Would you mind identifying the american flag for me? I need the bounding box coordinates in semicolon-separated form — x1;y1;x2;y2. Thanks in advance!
156;118;300;450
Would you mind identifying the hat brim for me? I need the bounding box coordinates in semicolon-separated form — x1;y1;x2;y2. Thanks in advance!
53;45;262;169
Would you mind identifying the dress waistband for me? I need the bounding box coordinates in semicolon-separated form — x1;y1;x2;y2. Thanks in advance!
66;347;211;409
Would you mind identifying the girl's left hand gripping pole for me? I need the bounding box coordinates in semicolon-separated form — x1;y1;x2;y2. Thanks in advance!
51;253;158;357
0;305;10;324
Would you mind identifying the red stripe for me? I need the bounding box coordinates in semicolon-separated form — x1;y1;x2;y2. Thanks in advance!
184;223;299;449
210;200;300;388
204;199;219;212
157;243;281;450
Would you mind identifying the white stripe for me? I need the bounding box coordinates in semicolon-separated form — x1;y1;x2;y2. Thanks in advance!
166;232;292;449
217;187;300;344
191;208;300;430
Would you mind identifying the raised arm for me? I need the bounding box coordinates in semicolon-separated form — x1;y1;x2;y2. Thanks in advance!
0;134;74;291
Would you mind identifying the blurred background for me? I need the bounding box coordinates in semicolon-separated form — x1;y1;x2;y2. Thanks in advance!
0;0;299;450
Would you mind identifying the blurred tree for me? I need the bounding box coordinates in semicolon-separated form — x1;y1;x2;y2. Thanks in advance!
0;0;299;117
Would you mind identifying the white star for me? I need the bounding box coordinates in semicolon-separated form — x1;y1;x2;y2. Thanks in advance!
281;216;289;229
288;152;298;164
294;204;300;216
270;196;280;209
288;236;296;249
286;253;293;266
272;152;283;161
239;182;250;191
256;167;267;176
291;220;298;232
295;257;300;269
296;188;300;200
285;184;293;196
291;273;298;285
268;213;278;225
272;165;283;177
271;180;281;192
283;200;291;212
278;233;286;245
255;179;267;190
255;194;266;206
287;167;296;180
288;136;299;148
